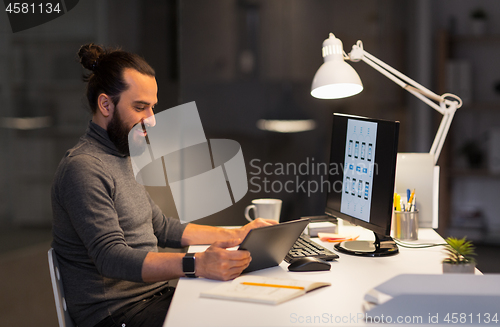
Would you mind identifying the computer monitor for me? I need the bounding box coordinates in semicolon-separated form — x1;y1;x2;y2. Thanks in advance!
325;113;400;257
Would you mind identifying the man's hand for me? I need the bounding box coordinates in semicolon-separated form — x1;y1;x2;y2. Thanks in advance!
181;219;278;247
236;218;278;241
195;239;251;281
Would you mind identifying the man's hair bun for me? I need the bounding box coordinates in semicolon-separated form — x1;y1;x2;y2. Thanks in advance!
77;42;155;114
78;43;105;71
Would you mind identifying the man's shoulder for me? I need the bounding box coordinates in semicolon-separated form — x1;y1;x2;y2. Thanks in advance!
67;136;105;158
57;138;111;174
54;139;115;189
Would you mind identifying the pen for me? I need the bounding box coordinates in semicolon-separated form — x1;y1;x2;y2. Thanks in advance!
241;282;305;290
410;194;416;212
401;197;407;212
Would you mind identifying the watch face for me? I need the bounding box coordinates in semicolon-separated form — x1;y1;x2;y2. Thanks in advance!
183;253;196;277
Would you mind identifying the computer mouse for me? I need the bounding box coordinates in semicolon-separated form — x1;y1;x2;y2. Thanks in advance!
288;257;331;272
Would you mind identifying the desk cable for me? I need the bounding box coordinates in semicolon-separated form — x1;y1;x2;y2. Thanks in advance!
394;239;447;249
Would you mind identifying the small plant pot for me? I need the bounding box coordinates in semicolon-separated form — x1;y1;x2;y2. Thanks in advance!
442;262;476;274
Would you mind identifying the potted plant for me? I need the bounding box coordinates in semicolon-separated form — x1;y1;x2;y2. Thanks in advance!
470;8;488;36
442;237;477;274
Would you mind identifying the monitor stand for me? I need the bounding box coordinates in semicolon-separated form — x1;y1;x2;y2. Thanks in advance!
334;232;399;257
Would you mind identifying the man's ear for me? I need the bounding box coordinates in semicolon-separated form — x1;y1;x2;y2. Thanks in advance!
97;93;114;118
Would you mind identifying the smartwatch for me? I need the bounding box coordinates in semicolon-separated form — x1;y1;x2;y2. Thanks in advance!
182;253;197;278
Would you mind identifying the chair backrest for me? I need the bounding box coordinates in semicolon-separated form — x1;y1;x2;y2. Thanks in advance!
48;248;76;327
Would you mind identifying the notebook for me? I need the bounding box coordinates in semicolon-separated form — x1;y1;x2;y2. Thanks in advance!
238;218;310;273
200;275;331;305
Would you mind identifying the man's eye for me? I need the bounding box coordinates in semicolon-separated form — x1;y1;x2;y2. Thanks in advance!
135;107;145;111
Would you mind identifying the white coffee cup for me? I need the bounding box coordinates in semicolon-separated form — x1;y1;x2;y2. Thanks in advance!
244;198;282;223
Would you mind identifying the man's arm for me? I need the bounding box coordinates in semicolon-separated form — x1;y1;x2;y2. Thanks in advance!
142;239;249;282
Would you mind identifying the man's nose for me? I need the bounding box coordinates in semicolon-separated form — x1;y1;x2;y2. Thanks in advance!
143;109;156;127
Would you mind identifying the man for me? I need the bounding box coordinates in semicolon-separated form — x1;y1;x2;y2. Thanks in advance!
51;44;276;327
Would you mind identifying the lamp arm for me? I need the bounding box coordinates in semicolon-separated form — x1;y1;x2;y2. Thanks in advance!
430;103;457;165
360;54;444;113
348;41;462;164
362;50;444;101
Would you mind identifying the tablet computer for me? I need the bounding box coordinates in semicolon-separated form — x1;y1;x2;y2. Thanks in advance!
238;218;310;273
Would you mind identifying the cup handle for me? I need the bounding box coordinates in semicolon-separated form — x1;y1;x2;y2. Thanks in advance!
244;205;256;222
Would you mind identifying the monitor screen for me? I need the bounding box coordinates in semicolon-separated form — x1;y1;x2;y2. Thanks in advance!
325;113;400;256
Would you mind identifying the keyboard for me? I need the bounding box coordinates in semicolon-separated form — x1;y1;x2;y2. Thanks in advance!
285;234;339;263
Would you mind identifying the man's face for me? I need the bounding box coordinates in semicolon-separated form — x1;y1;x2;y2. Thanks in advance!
107;68;157;155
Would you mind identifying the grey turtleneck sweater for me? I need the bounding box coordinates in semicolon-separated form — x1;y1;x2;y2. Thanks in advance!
51;121;186;327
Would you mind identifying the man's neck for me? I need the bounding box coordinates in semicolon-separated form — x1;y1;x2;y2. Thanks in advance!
91;115;108;131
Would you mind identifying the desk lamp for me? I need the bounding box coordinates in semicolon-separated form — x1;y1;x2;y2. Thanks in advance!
311;33;463;228
311;33;462;164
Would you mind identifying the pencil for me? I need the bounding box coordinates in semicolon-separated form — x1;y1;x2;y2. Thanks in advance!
241;282;305;290
407;189;415;212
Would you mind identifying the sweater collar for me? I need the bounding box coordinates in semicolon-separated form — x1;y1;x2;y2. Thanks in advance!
85;121;128;157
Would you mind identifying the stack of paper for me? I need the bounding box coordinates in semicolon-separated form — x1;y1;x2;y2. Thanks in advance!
317;232;359;243
364;274;500;324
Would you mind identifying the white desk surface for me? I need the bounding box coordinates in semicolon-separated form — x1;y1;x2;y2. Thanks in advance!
164;227;468;327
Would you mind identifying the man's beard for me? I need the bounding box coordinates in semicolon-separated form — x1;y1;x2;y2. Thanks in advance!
107;109;132;156
107;109;149;157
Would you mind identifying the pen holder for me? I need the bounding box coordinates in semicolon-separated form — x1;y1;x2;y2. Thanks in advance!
392;210;419;241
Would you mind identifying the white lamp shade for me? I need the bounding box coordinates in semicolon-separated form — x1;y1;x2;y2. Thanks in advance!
311;60;363;99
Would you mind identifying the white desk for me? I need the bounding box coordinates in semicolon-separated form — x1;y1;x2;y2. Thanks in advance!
164;227;465;327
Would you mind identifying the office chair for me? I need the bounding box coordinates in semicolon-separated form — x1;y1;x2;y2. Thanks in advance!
48;248;76;327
